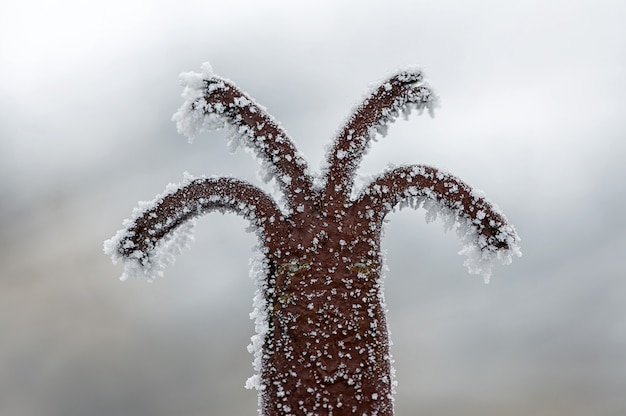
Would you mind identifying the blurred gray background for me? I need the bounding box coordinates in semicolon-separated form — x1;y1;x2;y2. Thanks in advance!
1;0;625;415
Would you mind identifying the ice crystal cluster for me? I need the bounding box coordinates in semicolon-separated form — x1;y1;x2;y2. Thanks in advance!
104;62;520;416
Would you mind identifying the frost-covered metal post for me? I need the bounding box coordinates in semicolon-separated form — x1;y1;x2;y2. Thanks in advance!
105;63;520;416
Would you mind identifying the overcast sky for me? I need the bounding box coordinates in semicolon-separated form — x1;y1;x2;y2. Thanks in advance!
1;1;625;415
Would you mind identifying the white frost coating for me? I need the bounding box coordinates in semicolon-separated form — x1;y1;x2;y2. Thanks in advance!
171;62;313;212
456;219;521;284
320;66;439;186
103;173;204;281
104;220;196;282
393;192;521;283
370;164;521;284
351;172;376;200
107;63;520;415
172;62;223;141
398;65;440;118
246;250;270;393
453;190;521;283
376;249;398;399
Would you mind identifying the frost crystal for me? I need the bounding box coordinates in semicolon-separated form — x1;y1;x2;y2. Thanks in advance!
172;62;219;141
105;63;520;416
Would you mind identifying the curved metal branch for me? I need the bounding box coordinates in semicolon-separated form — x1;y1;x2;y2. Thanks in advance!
355;165;518;252
190;75;315;211
111;177;286;270
324;69;437;206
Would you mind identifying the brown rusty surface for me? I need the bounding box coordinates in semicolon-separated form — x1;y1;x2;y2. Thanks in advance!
112;67;519;416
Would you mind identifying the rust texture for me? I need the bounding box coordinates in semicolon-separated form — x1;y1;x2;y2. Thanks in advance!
110;67;519;415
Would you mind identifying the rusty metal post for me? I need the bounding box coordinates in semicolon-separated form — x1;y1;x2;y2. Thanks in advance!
106;64;520;415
